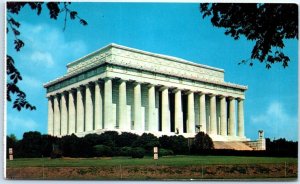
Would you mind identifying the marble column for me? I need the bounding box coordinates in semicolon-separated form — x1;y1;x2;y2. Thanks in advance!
220;96;227;136
174;89;183;134
148;85;157;132
209;94;217;135
199;93;206;133
68;90;76;134
60;92;68;135
104;78;113;129
134;82;143;131
53;95;61;136
94;81;103;130
229;97;236;136
238;99;245;137
76;87;84;133
85;84;94;132
161;87;170;132
187;91;195;133
47;97;54;135
118;80;128;130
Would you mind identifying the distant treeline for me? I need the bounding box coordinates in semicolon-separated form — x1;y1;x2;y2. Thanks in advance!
6;131;298;158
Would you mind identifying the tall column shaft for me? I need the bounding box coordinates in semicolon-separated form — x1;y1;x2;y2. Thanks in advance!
187;92;195;133
68;91;76;134
94;82;103;130
161;88;170;132
118;80;128;130
229;98;236;136
53;95;61;136
134;83;143;131
47;98;54;135
209;95;217;135
199;93;206;133
148;85;157;131
85;85;93;132
238;99;245;137
220;96;227;136
76;87;84;133
60;93;68;135
174;90;183;134
104;79;113;129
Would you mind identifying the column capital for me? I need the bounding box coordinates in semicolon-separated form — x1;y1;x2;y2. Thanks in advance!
208;93;216;97
159;86;169;91
103;77;112;82
237;97;244;101
228;96;235;100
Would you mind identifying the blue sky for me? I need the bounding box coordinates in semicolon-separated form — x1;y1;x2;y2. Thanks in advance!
7;3;298;141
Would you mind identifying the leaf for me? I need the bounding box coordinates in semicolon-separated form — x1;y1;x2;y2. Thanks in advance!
12;28;20;36
80;19;88;26
70;11;77;20
9;18;20;28
14;39;25;51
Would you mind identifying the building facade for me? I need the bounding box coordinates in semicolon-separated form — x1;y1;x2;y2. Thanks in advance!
44;43;248;141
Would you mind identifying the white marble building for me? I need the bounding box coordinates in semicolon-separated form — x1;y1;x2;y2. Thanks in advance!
44;43;249;141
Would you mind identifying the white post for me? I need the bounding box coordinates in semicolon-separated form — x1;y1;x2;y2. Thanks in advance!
76;87;84;133
85;84;94;132
118;80;128;130
47;97;54;135
209;95;217;135
161;87;170;132
60;92;68;135
53;95;61;136
238;99;245;137
187;91;195;133
199;93;206;133
68;90;76;134
134;82;142;131
174;89;183;134
220;96;227;136
94;81;103;130
148;85;157;132
104;78;113;129
229;97;236;136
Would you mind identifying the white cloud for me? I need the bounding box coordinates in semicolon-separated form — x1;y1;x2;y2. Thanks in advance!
19;22;87;69
21;75;43;89
30;51;54;68
7;116;40;138
250;101;298;140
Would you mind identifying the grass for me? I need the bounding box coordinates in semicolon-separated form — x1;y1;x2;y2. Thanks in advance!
6;155;297;168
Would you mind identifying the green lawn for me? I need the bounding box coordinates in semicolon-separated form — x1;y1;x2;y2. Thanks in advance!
6;155;297;168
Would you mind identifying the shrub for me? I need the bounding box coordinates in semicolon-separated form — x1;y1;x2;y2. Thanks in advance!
120;146;132;156
191;132;214;154
132;133;160;153
131;147;145;158
159;148;174;157
93;144;113;157
50;149;62;159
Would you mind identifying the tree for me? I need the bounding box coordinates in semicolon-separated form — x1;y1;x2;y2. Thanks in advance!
7;2;87;111
199;3;298;69
193;132;214;151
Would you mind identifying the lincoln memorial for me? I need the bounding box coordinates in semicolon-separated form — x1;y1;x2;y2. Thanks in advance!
44;43;249;142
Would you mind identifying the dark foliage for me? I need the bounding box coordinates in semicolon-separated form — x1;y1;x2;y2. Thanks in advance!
200;3;298;69
6;131;298;158
191;132;214;154
6;2;87;111
266;138;298;154
131;147;145;158
158;148;174;157
115;132;139;147
159;135;189;155
132;133;160;152
93;145;113;157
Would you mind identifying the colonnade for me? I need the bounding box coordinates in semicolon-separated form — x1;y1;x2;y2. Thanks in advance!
48;78;245;138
